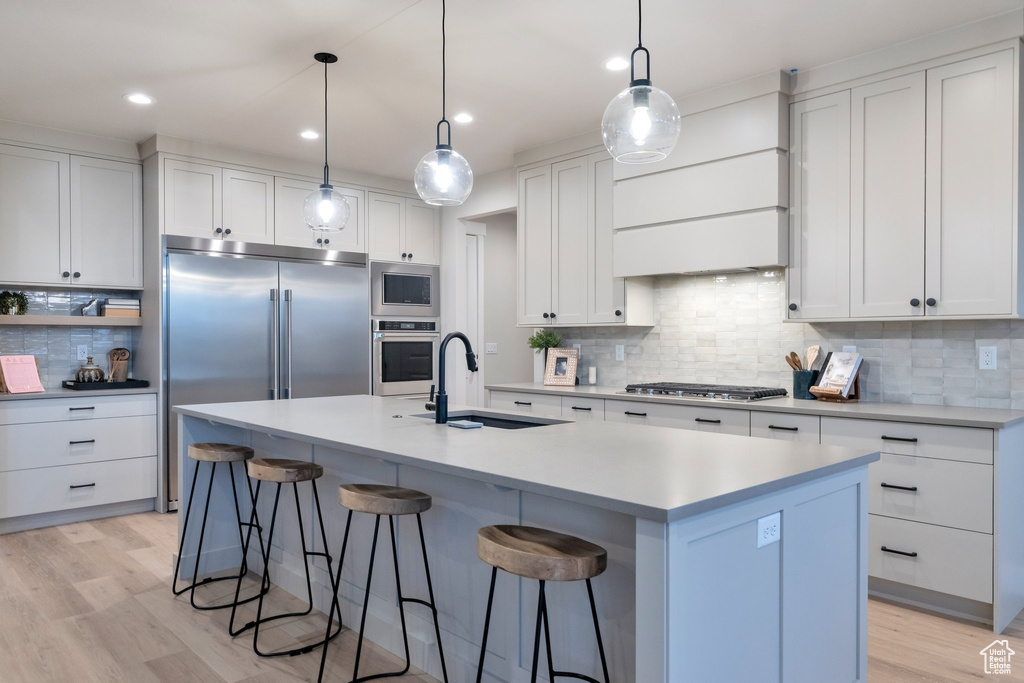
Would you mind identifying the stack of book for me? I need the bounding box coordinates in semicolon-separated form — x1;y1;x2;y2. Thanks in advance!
102;298;140;318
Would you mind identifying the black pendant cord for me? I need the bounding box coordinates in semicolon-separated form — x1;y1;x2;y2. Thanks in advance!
630;0;651;85
637;0;643;48
435;0;451;149
322;59;330;186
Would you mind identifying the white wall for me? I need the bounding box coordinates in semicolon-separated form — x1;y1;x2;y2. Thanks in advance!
482;212;533;386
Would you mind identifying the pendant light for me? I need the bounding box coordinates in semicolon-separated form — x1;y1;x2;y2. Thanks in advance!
303;52;350;231
414;0;473;206
601;0;681;163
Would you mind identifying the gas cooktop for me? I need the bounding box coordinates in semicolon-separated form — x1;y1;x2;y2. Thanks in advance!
621;382;788;402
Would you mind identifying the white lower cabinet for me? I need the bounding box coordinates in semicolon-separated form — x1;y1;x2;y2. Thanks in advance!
750;411;820;442
604;399;750;435
561;396;605;421
488;391;562;418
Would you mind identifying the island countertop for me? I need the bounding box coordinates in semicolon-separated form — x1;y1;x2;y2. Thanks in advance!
174;394;877;523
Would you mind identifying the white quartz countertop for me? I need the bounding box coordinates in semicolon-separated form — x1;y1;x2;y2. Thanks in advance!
174;395;877;523
486;382;1024;430
0;386;156;401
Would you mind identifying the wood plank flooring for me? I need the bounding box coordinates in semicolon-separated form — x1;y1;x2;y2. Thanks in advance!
0;510;1022;681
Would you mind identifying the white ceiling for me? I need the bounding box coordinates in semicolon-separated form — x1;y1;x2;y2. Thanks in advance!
1;0;1021;179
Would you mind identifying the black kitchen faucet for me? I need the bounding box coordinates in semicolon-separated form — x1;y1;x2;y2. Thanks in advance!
426;331;478;423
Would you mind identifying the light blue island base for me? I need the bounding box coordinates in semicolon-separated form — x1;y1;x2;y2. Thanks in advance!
174;396;876;683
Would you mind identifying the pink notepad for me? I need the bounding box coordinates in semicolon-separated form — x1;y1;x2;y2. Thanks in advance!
0;355;44;393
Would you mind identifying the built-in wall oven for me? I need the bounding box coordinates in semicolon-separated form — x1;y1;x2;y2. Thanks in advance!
371;261;440;318
372;320;438;397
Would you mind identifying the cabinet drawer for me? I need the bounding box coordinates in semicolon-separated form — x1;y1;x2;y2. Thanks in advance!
868;515;991;603
0;415;157;472
0;456;157;520
869;454;991;533
561;396;605;421
488;391;562;418
821;417;992;464
750;412;820;442
0;394;156;426
604;399;749;435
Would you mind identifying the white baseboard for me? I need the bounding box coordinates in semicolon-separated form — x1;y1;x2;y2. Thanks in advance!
0;498;156;535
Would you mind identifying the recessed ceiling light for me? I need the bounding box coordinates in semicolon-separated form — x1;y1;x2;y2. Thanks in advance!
300;130;320;139
604;57;629;71
124;93;154;105
453;112;473;124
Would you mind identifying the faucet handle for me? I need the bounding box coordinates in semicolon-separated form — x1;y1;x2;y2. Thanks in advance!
429;384;435;401
425;384;437;412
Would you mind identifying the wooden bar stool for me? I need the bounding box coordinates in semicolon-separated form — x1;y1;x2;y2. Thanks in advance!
228;458;343;658
475;525;610;683
316;484;449;683
171;443;269;610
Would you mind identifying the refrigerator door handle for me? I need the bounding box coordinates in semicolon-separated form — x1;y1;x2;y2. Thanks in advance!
284;289;293;399
271;289;280;399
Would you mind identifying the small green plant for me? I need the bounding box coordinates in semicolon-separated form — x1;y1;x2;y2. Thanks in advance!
527;329;563;353
0;291;27;315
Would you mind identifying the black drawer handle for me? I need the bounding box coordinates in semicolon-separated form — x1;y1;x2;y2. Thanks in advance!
880;482;918;492
69;439;96;445
624;411;647;417
70;483;96;490
768;425;798;432
880;546;918;558
513;401;532;406
881;436;918;443
69;406;96;411
695;418;722;424
571;406;592;412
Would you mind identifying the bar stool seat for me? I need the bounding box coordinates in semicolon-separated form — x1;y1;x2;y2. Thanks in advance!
477;525;607;582
338;483;432;516
246;458;323;483
189;442;254;463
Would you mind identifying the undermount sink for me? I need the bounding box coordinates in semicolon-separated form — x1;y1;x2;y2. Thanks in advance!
411;411;565;430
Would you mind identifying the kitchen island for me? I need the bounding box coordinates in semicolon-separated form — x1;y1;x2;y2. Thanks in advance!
174;395;878;682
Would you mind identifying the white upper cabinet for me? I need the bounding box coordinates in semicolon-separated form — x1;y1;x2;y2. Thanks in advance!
368;192;440;265
70;156;142;288
551;156;588;325
788;91;851;320
274;177;365;252
850;73;926;318
164;159;274;244
0;145;70;287
925;50;1015;317
588;152;625;324
517;166;553;325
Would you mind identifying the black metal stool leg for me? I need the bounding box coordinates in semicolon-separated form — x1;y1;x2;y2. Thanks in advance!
317;509;354;683
475;566;498;683
292;483;315;618
228;461;249;575
229;479;265;636
351;514;382;681
530;580;546;683
250;482;282;656
386;515;412;676
187;461;218;609
311;478;344;634
541;582;556;682
587;579;611;683
171;459;203;596
416;513;450;683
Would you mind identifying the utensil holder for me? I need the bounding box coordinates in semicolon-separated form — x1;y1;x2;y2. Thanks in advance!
793;370;819;400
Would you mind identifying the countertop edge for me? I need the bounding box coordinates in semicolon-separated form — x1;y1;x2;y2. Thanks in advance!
0;387;157;401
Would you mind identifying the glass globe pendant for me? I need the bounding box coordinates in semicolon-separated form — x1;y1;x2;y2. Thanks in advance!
303;52;349;232
414;0;473;206
601;0;681;163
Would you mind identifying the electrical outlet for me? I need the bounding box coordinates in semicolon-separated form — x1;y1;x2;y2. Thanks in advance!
573;343;581;352
980;346;998;370
485;342;498;355
77;345;89;361
757;512;781;548
842;345;857;354
615;344;625;361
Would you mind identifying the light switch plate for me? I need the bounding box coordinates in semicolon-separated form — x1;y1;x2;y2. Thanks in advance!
485;342;498;355
615;345;625;361
757;512;781;548
573;343;581;351
980;346;997;370
77;345;89;361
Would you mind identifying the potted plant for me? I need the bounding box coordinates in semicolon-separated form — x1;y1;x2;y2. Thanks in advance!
527;329;563;382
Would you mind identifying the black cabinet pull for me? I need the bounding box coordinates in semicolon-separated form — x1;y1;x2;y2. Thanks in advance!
317;238;323;244
62;271;70;278
70;483;96;490
224;229;231;235
624;411;647;417
73;271;81;278
789;303;798;311
910;298;921;307
324;239;330;245
614;309;622;316
880;546;918;558
543;313;549;319
571;406;592;412
768;425;798;432
550;312;556;318
881;435;918;443
69;439;96;445
880;482;918;492
926;298;936;306
215;227;223;234
407;253;412;259
68;406;95;411
402;252;408;259
513;401;532;406
695;418;722;424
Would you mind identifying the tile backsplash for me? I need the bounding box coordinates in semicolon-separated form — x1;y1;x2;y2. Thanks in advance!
559;270;1024;410
0;289;136;389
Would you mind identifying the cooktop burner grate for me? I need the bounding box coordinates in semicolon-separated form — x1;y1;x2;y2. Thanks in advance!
622;382;788;401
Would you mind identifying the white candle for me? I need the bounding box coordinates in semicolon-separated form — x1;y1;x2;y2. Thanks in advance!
588;366;597;385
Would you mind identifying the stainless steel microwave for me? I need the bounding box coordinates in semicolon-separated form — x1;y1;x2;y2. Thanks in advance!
370;261;440;318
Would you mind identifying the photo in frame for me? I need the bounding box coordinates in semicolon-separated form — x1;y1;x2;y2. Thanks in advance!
543;347;579;386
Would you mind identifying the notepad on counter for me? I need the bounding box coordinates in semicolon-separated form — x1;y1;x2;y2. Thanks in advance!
448;420;483;429
0;355;44;394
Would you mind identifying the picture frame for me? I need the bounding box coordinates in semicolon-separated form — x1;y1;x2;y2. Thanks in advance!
543;347;579;386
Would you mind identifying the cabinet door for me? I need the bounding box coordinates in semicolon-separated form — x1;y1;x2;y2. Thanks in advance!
788;92;851;319
164;159;222;238
0;144;69;286
588;152;625;323
551;157;588;325
222;168;274;244
850;73;925;318
518;166;553;325
70;156;142;288
925;50;1015;316
273;176;323;249
405;198;440;265
332;187;365;253
368;192;405;261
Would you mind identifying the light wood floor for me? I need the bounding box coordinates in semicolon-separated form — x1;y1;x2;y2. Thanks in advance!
0;511;1023;682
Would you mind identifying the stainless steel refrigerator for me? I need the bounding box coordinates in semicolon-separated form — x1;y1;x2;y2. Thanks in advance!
164;237;370;507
